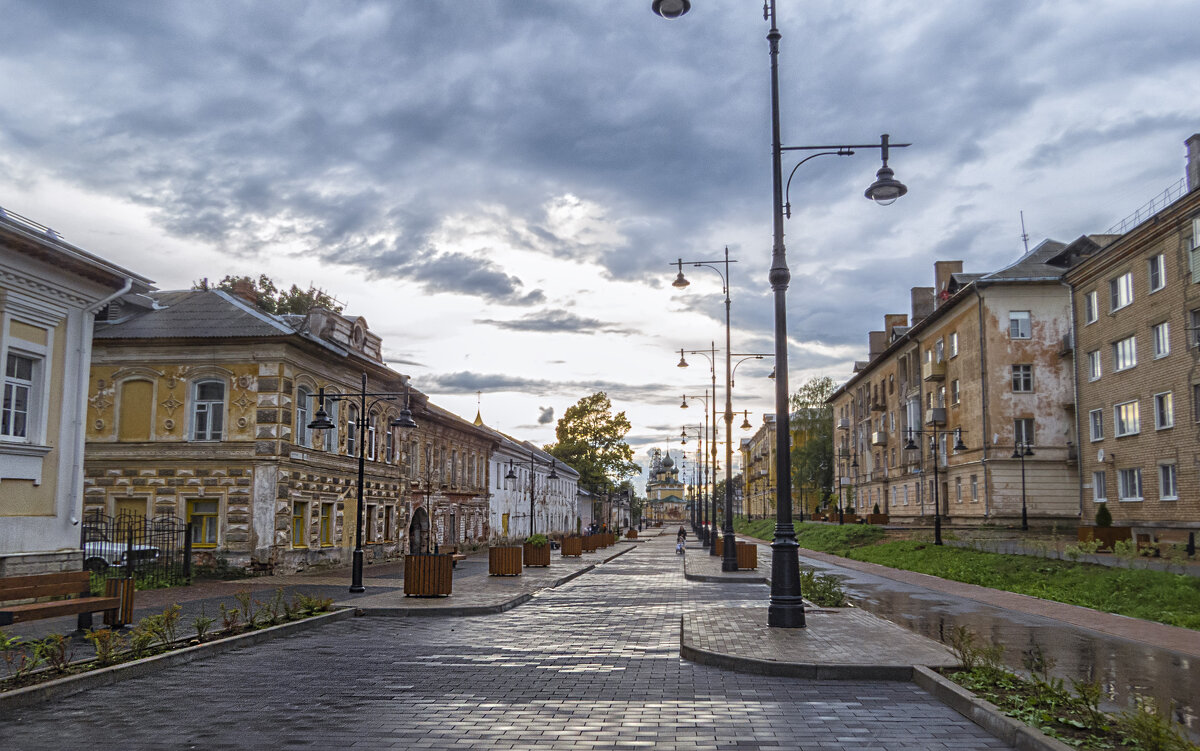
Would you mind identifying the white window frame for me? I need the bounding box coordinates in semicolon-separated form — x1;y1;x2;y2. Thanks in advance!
2;350;40;442
346;404;358;457
1148;253;1165;293
1109;272;1134;312
1088;350;1101;381
1154;391;1173;430
1011;364;1033;393
1152;322;1170;359
1089;409;1103;442
949;332;958;358
296;386;312;448
1009;311;1031;339
322;391;339;452
1092;471;1107;502
1084;290;1098;324
1014;418;1034;446
951;379;960;405
1159;464;1178;500
1112;336;1137;372
1114;400;1140;437
1117;468;1142;502
190;379;226;442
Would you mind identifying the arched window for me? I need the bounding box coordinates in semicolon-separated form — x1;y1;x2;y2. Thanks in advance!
191;379;225;441
385;418;394;464
346;404;359;457
296;386;312;448
368;410;378;460
322;391;339;452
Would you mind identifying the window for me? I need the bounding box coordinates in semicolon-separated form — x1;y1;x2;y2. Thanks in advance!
1093;471;1107;502
1009;311;1031;339
296;387;312;448
322;394;338;452
903;485;909;505
951;379;960;405
188;500;218;548
191;380;225;441
1088;350;1101;381
1114;400;1140;436
1089;409;1104;441
367;411;378;460
384;506;395;541
1084;291;1098;324
1193;310;1200;347
292;502;308;548
1195;384;1200;423
385;423;394;464
1014;418;1034;446
935;339;945;363
970;475;978;502
319;503;334;546
1156;464;1179;501
1112;336;1137;371
2;352;36;440
1109;272;1133;311
346;404;358;457
1191;217;1200;282
955;476;962;503
949;332;958;357
365;504;377;542
1148;254;1165;292
1012;364;1033;392
1153;322;1170;359
1118;468;1142;501
1154;392;1174;429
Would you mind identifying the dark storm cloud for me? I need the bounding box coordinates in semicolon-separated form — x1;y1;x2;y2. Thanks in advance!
537;407;554;425
419;371;681;406
475;309;633;335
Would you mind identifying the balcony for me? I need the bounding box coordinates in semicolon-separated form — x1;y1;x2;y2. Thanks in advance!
836;417;850;430
870;400;885;413
871;468;888;482
871;431;888;447
922;360;945;382
924;407;946;426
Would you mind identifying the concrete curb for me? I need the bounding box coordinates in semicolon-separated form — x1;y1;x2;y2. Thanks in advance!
912;666;1077;751
0;608;353;711
681;555;769;584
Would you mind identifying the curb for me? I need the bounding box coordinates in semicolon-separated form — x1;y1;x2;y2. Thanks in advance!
682;556;769;584
0;608;353;711
912;666;1077;751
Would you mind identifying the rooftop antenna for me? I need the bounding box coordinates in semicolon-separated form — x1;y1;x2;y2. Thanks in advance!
1019;211;1030;254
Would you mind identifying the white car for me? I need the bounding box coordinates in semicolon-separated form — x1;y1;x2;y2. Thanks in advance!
83;539;161;572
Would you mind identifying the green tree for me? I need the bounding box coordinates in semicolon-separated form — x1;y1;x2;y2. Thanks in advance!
714;472;743;517
790;376;836;512
193;274;343;315
544;392;641;491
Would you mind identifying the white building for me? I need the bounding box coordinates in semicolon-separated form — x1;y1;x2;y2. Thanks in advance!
1;206;151;575
483;427;578;540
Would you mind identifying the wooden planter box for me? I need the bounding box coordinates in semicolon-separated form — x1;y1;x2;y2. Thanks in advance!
866;514;890;525
1078;525;1133;551
626;529;638;539
523;543;551;567
561;536;583;557
735;541;758;570
582;535;597;553
404;554;453;596
489;546;523;576
606;532;615;546
713;535;724;556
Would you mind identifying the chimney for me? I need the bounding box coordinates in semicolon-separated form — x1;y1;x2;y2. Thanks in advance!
911;287;934;325
933;261;963;307
230;279;258;306
883;313;908;338
1187;134;1200;192
868;330;887;360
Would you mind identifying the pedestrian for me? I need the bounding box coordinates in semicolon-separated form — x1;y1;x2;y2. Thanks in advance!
676;526;686;554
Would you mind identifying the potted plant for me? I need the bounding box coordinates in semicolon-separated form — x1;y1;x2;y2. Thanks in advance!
404;553;453;596
488;542;523;576
1079;503;1131;551
523;533;551;567
561;535;583;557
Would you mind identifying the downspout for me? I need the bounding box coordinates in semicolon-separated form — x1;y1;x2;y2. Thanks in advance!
973;284;991;518
1065;279;1084;523
71;277;133;527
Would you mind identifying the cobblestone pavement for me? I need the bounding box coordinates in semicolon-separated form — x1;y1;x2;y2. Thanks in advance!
1;537;1012;750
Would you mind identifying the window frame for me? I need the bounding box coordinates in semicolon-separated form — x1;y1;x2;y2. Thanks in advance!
1011;364;1033;393
1114;400;1140;437
1152;322;1170;359
1109;272;1134;312
1008;311;1032;339
292;501;309;548
1087;350;1102;381
1;350;39;442
949;332;958;358
1154;391;1174;430
1084;290;1098;324
1089;409;1104;442
295;386;312;448
1112;336;1137;372
1117;467;1142;502
190;378;226;442
1159;464;1178;500
188;499;219;548
1148;253;1165;293
1092;471;1107;502
1014;417;1035;446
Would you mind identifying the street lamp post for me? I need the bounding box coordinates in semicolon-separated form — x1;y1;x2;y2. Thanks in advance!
307;372;417;593
505;449;560;538
654;0;910;628
905;427;967;545
1013;438;1034;531
680;389;717;554
681;426;703;530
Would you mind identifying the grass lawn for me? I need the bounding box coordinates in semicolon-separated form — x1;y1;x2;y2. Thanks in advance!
731;517;1200;630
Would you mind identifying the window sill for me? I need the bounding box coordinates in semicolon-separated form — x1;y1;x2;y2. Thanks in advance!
1160;496;1178;502
1117;497;1143;503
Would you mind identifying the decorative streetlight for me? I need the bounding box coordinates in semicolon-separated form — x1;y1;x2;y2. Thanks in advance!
654;0;910;628
681;425;704;531
904;427;967;545
1012;438;1034;531
680;388;718;556
505;449;559;538
307;373;417;593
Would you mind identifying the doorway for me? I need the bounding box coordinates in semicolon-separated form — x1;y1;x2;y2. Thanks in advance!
409;507;430;554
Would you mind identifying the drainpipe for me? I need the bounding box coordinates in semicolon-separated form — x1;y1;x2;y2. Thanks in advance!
973;284;991;518
1065;280;1084;523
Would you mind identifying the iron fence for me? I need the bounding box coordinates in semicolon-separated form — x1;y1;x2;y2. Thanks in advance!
82;509;191;590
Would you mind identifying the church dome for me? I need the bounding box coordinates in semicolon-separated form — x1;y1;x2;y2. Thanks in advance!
661;453;674;469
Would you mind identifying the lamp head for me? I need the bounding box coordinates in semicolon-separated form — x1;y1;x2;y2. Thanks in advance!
549;462;560;480
1023;445;1034;457
740;411;752;430
865;164;907;206
680;396;688;409
672;259;690;288
307;405;334;431
504;462;517;480
677;349;688;368
768;366;776;380
390;408;417;430
651;0;691;19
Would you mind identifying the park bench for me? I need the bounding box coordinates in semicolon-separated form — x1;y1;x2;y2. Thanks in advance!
0;571;125;628
442;544;468;568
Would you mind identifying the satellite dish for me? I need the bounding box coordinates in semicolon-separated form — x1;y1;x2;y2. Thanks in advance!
1096;448;1105;463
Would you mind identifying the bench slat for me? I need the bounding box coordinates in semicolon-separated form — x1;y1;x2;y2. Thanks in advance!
0;596;120;625
0;581;92;600
0;571;90;599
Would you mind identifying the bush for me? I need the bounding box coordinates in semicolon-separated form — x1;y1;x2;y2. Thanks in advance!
525;533;549;547
1096;503;1113;528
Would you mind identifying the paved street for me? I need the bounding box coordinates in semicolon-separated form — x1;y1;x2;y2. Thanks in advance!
1;537;1010;750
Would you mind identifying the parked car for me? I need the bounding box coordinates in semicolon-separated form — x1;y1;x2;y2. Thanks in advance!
83;538;161;572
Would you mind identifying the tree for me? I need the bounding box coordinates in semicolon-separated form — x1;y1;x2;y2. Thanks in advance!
790;376;836;513
193;274;343;315
544;392;641;492
714;473;743;516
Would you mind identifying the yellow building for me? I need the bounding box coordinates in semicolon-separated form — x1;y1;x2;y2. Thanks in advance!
85;285;496;572
644;448;686;523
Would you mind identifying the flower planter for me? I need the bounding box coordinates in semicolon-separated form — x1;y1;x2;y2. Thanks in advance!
523;543;551;567
404;554;453;596
1078;525;1133;551
582;535;597;553
735;541;757;570
489;546;523;576
626;529;638;539
713;536;724;556
866;513;890;525
561;536;583;557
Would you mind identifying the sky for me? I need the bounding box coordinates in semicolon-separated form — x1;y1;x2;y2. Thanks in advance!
2;1;1198;489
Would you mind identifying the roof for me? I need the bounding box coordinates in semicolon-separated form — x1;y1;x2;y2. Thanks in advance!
95;289;295;340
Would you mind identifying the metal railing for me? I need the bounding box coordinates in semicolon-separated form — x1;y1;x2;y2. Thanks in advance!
82;509;191;589
1106;177;1188;235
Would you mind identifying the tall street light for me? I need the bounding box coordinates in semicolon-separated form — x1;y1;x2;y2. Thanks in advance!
307;372;417;593
904;427;967;546
654;1;910;628
505;449;559;538
681;425;704;530
680;385;718;556
1013;437;1034;531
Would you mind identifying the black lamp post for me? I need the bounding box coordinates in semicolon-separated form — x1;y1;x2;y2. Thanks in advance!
680;389;717;554
505;450;559;538
682;426;703;530
1013;438;1034;531
654;0;910;628
307;372;417;593
904;427;967;546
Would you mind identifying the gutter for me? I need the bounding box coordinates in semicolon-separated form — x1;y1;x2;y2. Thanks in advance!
1065;280;1083;522
972;284;991;517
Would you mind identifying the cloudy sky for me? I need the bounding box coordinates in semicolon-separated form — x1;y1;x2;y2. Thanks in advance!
2;1;1198;486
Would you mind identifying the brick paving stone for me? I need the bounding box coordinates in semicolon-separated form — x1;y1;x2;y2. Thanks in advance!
0;535;1012;750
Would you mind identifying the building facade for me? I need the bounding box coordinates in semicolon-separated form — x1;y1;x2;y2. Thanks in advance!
485;428;579;540
0;207;151;576
643;448;686;524
740;414;775;518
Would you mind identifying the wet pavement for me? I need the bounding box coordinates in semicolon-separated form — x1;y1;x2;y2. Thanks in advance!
1;535;1012;750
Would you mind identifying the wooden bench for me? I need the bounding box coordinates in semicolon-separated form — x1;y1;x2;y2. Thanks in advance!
0;571;124;628
441;545;469;568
